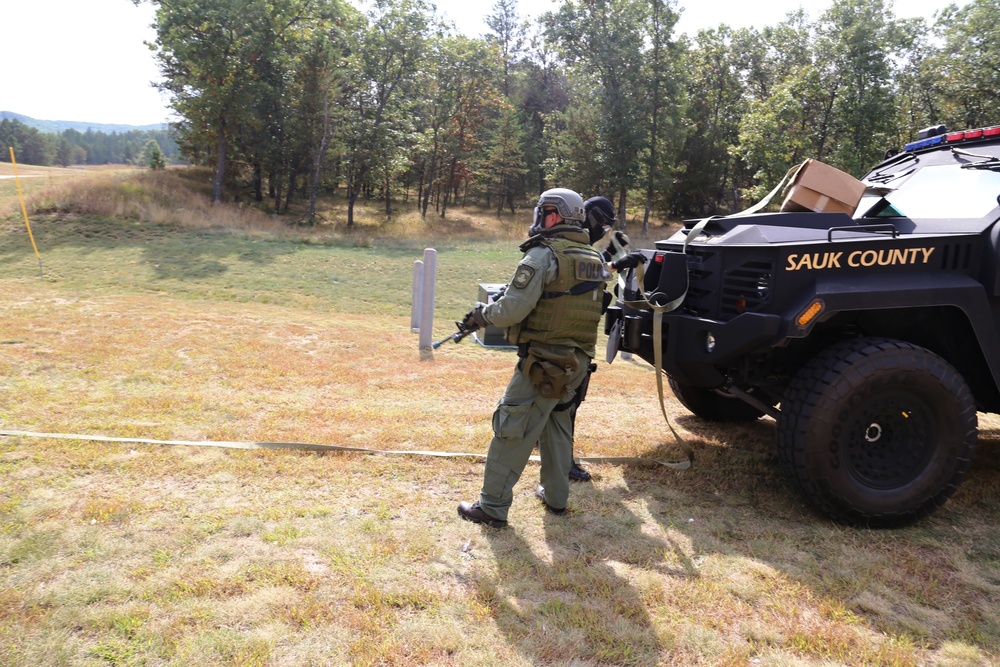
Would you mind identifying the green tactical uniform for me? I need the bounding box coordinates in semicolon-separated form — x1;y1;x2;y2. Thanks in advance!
476;224;609;520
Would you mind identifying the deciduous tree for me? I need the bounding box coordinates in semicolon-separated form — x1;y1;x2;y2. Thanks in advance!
545;0;649;223
927;0;1000;129
673;27;747;216
342;0;433;226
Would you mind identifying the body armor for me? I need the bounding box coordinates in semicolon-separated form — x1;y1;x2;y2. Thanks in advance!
508;230;609;357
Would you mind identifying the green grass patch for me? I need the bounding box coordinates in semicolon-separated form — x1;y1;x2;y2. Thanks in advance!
0;213;519;319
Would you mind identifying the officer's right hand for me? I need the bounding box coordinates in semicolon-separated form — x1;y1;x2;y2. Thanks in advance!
460;304;488;332
610;251;647;271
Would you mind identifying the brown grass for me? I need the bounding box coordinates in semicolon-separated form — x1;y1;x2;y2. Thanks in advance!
0;167;997;666
2;292;997;666
0;164;532;247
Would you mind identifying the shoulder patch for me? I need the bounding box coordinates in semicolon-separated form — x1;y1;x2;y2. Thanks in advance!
512;265;536;289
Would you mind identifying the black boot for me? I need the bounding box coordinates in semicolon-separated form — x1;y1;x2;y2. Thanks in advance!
534;486;567;515
569;461;592;482
457;501;507;528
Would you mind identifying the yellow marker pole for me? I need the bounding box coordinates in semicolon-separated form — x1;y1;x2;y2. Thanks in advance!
8;147;43;278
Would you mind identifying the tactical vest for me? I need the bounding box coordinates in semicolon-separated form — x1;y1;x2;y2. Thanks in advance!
508;233;609;357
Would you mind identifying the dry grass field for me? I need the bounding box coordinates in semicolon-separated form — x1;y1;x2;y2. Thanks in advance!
0;167;997;666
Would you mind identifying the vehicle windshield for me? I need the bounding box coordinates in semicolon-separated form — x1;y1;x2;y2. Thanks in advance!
861;163;1000;219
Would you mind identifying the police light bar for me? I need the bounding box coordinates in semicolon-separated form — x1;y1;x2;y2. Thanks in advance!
906;124;1000;152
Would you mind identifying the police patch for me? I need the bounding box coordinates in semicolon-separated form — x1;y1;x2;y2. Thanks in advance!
576;259;611;282
512;265;536;289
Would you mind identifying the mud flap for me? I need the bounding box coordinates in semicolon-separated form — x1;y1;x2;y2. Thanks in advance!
606;317;622;364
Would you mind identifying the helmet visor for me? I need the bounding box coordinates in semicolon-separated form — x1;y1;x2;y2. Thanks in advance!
533;206;545;228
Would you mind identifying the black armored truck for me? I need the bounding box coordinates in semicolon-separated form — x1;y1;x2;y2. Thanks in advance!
606;124;1000;526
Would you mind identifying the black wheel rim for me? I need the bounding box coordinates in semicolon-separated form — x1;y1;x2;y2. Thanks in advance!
843;392;937;489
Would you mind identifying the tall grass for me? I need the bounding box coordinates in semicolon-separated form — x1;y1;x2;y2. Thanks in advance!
2;166;292;236
0;167;997;666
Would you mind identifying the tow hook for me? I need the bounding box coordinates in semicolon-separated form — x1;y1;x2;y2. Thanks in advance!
719;384;782;420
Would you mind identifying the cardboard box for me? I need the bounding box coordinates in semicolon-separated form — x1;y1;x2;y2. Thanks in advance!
780;159;866;215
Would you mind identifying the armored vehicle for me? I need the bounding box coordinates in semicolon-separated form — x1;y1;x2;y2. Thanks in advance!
606;124;1000;526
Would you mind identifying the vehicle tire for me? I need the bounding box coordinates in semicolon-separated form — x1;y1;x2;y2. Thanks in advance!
777;337;977;527
668;376;768;422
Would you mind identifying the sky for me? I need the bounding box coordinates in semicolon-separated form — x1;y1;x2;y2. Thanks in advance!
0;0;969;128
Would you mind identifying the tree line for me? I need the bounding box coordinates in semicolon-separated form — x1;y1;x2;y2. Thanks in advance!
134;0;999;227
0;118;181;168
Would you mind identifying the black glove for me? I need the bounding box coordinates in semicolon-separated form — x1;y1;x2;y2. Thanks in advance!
460;304;489;332
610;252;647;271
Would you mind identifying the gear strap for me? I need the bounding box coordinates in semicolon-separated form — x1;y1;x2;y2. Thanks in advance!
0;429;689;469
612;250;695;469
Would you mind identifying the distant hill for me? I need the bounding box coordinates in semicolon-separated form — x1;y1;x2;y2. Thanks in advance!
0;111;167;134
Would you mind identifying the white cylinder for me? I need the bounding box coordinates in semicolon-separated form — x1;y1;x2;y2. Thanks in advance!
411;260;423;332
418;248;437;350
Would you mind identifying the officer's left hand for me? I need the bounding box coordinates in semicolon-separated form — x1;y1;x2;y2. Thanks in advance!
611;231;630;250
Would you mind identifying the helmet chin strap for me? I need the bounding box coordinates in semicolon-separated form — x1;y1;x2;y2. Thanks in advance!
589;224;609;244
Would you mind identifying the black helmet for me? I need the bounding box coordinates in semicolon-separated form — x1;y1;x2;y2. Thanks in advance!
584;196;616;244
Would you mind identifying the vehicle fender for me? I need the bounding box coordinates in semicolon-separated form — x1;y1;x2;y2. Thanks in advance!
812;271;1000;385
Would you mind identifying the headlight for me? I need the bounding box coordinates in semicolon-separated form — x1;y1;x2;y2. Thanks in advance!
705;331;716;353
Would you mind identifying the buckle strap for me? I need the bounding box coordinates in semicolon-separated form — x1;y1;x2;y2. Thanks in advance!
541;280;603;299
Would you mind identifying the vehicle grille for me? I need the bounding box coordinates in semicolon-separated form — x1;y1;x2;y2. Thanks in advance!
680;248;773;320
721;259;774;317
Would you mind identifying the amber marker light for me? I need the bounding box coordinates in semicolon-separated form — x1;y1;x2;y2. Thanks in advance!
796;299;824;327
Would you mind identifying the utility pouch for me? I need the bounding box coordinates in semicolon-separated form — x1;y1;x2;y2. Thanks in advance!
505;322;522;346
554;362;596;412
524;346;580;399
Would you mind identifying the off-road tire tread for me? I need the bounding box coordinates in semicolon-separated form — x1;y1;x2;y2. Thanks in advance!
777;337;977;527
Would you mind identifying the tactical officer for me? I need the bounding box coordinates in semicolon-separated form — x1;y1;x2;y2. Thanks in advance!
458;188;611;528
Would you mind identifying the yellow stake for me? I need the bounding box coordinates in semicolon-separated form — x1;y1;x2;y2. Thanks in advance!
8;147;43;278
